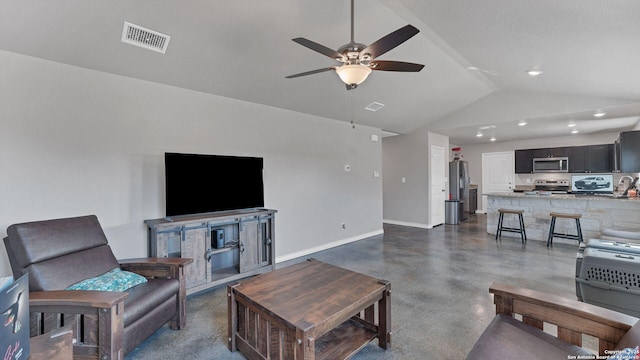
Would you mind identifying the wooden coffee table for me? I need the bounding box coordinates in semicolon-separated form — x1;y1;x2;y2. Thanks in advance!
227;258;391;360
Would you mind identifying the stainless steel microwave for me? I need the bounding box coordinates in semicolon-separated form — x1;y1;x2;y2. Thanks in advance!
532;157;568;173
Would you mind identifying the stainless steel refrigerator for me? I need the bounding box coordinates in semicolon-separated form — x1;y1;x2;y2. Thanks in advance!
449;160;470;221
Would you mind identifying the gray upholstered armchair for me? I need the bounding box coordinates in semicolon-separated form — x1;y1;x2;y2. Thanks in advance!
3;215;192;360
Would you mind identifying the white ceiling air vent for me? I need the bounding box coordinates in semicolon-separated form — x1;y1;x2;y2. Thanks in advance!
121;21;171;54
364;102;385;112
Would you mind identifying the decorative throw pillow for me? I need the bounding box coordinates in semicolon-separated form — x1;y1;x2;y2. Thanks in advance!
608;346;639;360
66;268;147;292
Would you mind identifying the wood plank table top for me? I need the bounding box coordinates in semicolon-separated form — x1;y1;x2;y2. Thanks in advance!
228;258;391;359
232;258;387;336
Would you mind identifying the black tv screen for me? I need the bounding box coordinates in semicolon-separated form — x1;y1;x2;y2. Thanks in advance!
165;152;264;217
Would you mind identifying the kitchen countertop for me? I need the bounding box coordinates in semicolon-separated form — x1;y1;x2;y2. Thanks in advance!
487;192;639;202
485;191;640;243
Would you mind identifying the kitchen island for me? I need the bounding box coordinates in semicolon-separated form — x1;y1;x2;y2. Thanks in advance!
486;192;640;244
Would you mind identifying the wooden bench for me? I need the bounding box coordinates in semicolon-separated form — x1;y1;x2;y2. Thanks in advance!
467;282;640;359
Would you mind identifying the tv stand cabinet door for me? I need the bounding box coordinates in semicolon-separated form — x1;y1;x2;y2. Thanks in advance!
182;225;208;287
239;218;261;273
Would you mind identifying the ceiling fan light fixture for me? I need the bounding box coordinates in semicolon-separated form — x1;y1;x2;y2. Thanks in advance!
336;64;372;86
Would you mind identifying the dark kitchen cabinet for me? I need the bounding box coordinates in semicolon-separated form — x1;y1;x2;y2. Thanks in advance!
568;146;587;173
517;144;613;174
515;149;534;173
619;131;640;173
532;147;568;158
469;188;477;215
567;144;612;173
586;144;613;173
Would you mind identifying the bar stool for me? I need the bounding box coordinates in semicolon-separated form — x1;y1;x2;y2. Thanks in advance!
496;209;527;243
547;212;583;247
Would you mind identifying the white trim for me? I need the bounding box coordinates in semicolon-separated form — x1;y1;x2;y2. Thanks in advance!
475;210;487;214
275;229;384;263
383;219;433;229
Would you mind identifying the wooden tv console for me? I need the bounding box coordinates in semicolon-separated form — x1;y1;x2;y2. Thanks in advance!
145;208;276;295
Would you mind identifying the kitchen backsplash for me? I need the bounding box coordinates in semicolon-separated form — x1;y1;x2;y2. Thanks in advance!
514;172;639;186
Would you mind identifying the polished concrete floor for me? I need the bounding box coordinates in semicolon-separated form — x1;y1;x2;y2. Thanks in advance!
127;215;581;359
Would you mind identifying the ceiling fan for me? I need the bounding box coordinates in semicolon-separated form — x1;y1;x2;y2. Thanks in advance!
286;0;425;90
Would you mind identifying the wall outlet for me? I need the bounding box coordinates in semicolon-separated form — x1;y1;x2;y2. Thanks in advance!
373;170;380;178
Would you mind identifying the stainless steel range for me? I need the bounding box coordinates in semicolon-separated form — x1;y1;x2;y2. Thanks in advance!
534;179;569;193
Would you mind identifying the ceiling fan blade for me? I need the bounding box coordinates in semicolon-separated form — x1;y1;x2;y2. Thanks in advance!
370;60;424;72
292;38;344;61
285;67;336;79
361;25;419;60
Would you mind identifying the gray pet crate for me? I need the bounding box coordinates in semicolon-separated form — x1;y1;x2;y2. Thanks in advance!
576;241;640;317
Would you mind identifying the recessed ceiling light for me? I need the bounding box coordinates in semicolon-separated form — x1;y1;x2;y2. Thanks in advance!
571;129;579;134
593;112;606;117
567;122;577;127
479;125;496;130
490;137;496;142
518;120;527;126
476;132;483;137
527;70;543;77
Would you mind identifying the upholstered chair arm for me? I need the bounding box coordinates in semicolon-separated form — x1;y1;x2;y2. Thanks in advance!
119;257;192;330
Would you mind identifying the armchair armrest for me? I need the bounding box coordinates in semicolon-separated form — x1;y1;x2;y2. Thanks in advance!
119;257;192;330
29;290;128;360
119;257;192;278
30;290;128;309
490;282;638;355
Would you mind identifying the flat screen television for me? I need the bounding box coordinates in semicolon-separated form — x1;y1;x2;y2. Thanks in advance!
165;152;264;217
571;174;614;194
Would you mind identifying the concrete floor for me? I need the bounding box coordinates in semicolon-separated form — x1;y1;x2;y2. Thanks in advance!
127;214;580;359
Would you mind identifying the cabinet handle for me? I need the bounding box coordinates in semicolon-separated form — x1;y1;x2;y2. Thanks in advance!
240;242;245;253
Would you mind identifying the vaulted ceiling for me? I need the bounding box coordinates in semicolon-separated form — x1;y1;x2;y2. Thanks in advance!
1;0;639;144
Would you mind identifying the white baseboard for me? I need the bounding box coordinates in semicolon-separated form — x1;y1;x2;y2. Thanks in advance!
383;219;433;229
275;229;384;264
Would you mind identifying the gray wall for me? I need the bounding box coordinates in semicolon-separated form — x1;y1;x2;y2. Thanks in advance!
382;128;448;227
0;50;383;276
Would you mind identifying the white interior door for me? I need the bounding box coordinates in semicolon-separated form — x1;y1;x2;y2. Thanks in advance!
481;152;514;212
430;145;446;226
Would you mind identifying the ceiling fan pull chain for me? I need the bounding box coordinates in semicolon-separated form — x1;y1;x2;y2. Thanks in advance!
351;89;356;129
